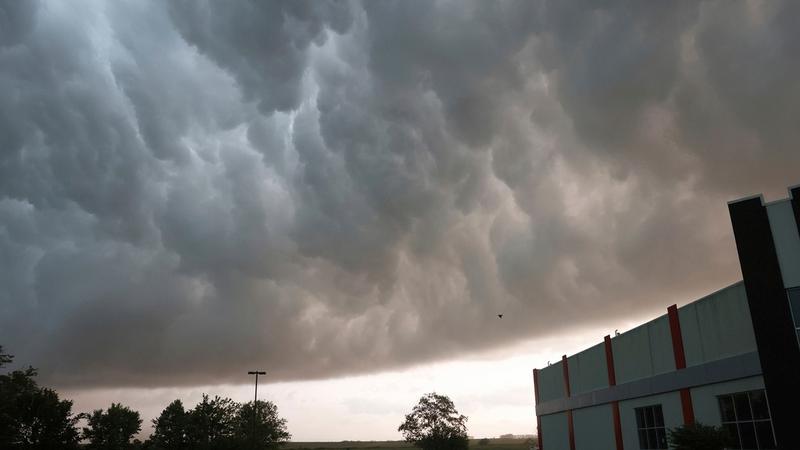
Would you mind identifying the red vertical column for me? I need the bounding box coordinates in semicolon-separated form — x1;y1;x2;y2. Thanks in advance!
562;355;576;450
668;304;695;425
533;369;543;450
679;390;695;425
566;411;575;450
605;335;624;450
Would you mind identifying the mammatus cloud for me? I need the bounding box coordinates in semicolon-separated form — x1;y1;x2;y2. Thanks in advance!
1;0;798;387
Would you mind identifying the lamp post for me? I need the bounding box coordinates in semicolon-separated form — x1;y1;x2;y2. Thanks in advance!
248;370;266;404
248;370;266;445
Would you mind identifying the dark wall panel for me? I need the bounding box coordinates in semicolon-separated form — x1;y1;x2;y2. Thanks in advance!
792;187;800;243
729;197;800;450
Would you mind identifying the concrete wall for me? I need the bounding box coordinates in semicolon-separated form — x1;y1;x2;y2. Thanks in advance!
573;404;615;450
540;412;570;450
691;376;765;426
766;200;800;288
619;391;682;450
679;282;757;367
612;315;675;384
538;361;565;403
568;342;608;396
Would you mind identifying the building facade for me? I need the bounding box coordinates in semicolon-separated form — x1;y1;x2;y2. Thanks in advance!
533;186;800;450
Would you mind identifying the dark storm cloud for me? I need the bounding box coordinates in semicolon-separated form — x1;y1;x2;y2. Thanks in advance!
1;0;798;388
168;0;353;114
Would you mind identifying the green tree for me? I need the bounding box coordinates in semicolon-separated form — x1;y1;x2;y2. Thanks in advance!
234;400;291;449
149;399;190;449
186;394;239;449
0;347;80;449
0;346;12;368
83;403;143;449
668;423;734;450
398;393;468;450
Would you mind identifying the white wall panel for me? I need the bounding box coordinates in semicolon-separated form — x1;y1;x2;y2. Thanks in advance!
679;282;756;366
540;412;570;450
573;404;615;450
568;342;608;396
538;361;565;403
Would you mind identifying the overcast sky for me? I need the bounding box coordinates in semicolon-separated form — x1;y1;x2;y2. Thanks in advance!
2;0;799;441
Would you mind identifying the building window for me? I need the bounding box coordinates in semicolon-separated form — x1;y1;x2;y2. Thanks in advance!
717;389;776;449
788;288;800;346
634;405;667;449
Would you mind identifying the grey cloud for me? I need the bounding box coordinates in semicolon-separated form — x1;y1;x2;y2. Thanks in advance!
0;0;798;389
531;0;800;194
533;2;698;148
168;0;354;114
0;0;36;47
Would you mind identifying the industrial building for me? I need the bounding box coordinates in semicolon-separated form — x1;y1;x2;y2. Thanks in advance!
533;185;800;450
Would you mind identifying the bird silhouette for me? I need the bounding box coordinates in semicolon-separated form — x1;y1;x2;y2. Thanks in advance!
498;314;503;318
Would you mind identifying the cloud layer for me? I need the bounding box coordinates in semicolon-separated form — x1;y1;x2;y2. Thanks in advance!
1;0;798;387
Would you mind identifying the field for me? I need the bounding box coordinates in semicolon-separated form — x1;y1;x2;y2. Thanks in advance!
285;438;535;450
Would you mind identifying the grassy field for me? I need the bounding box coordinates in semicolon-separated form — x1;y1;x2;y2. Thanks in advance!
285;437;535;450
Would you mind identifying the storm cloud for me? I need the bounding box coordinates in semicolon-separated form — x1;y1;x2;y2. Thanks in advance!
1;0;798;388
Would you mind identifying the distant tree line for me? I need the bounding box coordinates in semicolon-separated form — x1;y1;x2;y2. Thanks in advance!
0;345;290;449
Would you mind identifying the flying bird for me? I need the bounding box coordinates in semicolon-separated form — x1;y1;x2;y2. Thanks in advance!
497;314;503;318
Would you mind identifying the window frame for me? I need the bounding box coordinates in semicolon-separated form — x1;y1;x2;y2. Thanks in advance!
716;389;776;450
633;404;667;450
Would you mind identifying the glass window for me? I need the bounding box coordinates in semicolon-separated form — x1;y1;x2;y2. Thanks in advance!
789;288;800;325
740;422;757;449
634;405;667;449
755;421;776;449
719;395;736;422
717;389;776;449
655;428;666;448
749;390;769;420
723;423;741;448
653;406;664;427
734;393;752;420
788;289;800;347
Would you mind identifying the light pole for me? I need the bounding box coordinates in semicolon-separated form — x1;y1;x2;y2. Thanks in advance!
248;370;266;404
248;370;266;446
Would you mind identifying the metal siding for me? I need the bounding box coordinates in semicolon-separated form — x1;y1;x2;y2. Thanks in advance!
539;361;566;402
612;322;654;384
678;302;704;367
690;376;766;426
766;200;800;288
611;314;674;384
540;412;570;450
568;342;609;397
649;315;676;375
573;404;616;450
619;392;682;450
693;283;757;363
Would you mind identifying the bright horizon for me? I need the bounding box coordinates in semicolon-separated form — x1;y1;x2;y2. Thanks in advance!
55;310;689;441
